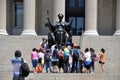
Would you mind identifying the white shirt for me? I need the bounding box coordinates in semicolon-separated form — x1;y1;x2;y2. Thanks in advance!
38;52;44;58
85;52;91;62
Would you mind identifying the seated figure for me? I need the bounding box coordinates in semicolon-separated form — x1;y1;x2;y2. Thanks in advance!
46;13;72;48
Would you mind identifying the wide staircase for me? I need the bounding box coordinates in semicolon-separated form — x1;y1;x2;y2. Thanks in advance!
0;35;120;80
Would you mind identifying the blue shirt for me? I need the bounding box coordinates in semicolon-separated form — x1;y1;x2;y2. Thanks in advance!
72;48;80;55
11;57;22;76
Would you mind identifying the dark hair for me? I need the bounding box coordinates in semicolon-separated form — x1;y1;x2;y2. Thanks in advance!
15;50;21;57
77;46;81;49
55;46;57;49
85;48;89;53
36;49;39;53
101;48;105;53
92;49;95;53
46;50;49;53
32;48;36;51
39;49;41;52
90;48;93;52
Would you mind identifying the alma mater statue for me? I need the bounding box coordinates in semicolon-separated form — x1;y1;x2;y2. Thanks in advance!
45;13;73;48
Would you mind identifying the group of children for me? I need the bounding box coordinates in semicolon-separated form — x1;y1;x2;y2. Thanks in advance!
30;38;106;74
11;37;105;80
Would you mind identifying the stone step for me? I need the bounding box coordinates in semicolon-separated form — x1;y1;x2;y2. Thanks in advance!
25;73;120;80
0;36;120;80
0;72;120;80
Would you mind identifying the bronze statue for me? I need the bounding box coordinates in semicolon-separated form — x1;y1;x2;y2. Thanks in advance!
45;12;73;48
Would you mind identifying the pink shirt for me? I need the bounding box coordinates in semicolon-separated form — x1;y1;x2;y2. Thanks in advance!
31;51;38;60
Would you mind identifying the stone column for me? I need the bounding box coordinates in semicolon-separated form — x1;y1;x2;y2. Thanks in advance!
0;0;8;35
22;0;36;35
53;0;65;22
114;0;120;36
84;0;99;36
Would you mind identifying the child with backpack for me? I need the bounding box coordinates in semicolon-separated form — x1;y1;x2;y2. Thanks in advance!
44;49;52;73
11;50;28;80
58;47;64;73
90;48;97;72
52;46;59;73
71;44;79;73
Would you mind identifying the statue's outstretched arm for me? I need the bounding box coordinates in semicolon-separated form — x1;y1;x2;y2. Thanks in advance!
47;17;54;32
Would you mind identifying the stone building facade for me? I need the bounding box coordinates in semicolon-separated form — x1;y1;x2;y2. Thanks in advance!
0;0;120;36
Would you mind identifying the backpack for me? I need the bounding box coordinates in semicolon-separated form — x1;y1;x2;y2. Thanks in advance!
36;65;42;73
58;51;64;59
40;44;45;52
91;53;97;61
45;54;51;62
52;49;58;59
73;49;79;61
20;58;30;77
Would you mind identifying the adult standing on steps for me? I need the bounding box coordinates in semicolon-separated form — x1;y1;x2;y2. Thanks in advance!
40;38;48;53
99;48;105;72
52;46;59;73
11;50;25;80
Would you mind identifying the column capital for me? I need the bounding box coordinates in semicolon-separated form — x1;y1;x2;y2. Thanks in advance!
84;30;99;36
